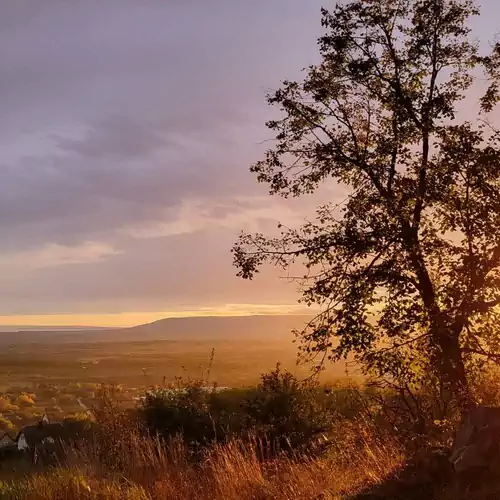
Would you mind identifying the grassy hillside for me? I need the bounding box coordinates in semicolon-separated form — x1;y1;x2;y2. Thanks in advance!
0;368;495;500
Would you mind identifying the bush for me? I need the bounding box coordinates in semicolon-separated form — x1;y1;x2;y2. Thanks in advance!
241;364;335;450
17;394;36;406
0;415;14;432
0;397;17;413
139;379;218;451
90;387;139;472
138;365;338;454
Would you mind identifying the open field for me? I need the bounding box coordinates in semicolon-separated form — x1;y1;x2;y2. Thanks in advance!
0;315;351;388
0;316;351;434
0;338;347;389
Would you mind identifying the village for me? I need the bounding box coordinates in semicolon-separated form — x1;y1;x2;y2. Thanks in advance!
0;380;133;468
0;411;95;466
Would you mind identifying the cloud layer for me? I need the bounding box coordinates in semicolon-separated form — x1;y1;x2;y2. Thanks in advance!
0;0;330;319
1;0;498;322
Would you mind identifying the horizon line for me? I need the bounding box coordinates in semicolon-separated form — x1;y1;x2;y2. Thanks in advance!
0;305;315;329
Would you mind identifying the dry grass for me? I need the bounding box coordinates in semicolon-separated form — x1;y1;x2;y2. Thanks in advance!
8;388;500;499
0;420;404;500
6;420;500;499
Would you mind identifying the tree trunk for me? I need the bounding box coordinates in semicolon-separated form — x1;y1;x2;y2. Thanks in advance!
433;323;474;415
407;246;474;414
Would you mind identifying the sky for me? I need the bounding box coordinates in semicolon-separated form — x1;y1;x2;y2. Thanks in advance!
0;1;498;327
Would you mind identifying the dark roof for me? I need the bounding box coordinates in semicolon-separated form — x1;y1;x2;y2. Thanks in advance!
17;423;66;447
0;433;15;444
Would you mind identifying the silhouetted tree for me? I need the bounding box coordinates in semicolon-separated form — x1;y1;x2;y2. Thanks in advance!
233;0;500;412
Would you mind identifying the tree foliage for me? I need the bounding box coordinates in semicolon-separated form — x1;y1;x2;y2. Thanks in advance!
232;0;500;411
138;367;337;453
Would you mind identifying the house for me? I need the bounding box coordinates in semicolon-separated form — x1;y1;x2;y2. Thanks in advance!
15;414;66;455
16;422;66;451
15;414;94;463
0;433;15;449
16;421;68;464
0;433;19;461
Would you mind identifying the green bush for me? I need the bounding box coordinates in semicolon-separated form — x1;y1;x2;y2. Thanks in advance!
138;365;339;453
139;379;219;451
240;364;335;450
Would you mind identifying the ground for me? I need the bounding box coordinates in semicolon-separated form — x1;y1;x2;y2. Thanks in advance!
0;336;348;432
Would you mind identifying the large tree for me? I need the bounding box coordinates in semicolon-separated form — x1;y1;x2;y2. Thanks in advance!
232;0;500;412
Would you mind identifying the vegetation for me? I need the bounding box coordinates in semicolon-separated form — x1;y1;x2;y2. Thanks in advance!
0;365;499;499
139;365;340;453
0;424;404;500
0;335;345;389
233;0;500;413
0;334;351;436
3;0;500;498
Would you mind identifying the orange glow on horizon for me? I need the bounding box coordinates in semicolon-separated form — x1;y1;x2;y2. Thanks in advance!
0;304;313;328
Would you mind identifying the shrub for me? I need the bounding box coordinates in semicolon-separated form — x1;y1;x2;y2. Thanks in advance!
138;365;337;454
139;378;220;452
241;364;335;450
0;415;14;432
17;394;35;406
0;397;19;416
64;412;93;423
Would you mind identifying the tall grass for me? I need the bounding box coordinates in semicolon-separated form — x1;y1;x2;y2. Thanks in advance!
5;365;500;499
0;419;403;500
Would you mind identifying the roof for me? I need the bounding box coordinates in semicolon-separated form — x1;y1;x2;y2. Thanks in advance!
16;423;66;448
0;433;15;446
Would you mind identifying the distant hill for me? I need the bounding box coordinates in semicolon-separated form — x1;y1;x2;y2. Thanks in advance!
121;314;313;341
0;315;314;344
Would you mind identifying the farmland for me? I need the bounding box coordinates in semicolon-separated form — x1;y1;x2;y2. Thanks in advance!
0;315;349;434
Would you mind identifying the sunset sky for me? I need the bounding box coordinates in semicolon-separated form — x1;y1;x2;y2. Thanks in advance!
0;1;499;327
